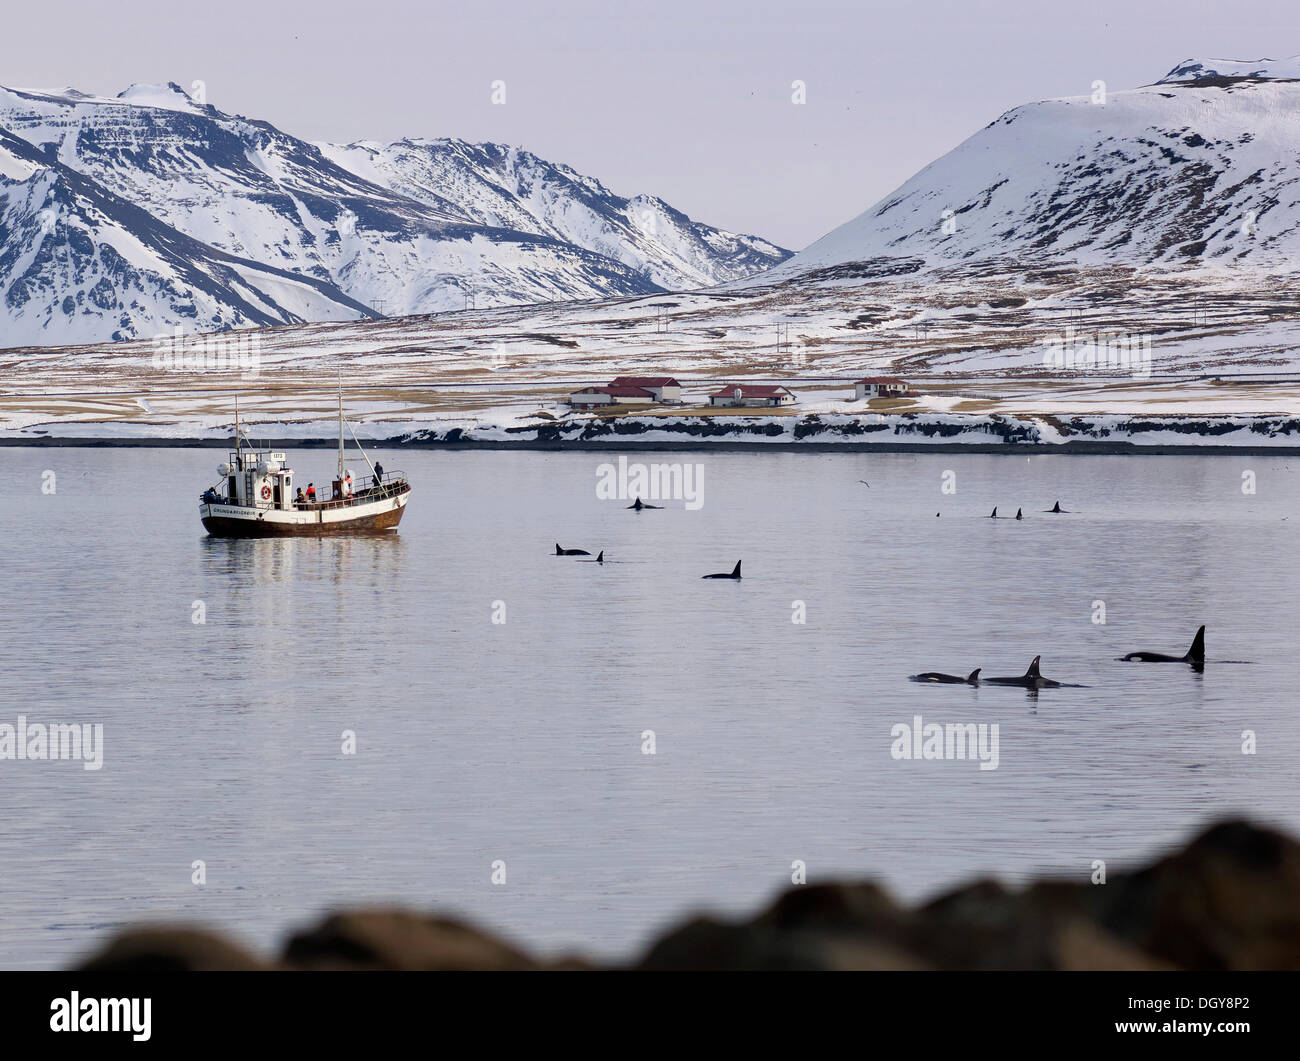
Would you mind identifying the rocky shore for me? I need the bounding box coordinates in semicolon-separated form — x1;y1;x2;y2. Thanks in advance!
14;411;1300;453
74;819;1300;971
407;411;1300;450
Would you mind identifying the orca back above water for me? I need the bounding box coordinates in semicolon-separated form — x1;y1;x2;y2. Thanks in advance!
1044;501;1068;513
1121;625;1205;666
702;560;742;580
555;543;591;556
628;498;662;510
983;656;1065;689
910;668;981;685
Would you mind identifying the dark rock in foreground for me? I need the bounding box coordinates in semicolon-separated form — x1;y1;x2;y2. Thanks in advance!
283;911;585;971
73;819;1300;971
79;928;268;971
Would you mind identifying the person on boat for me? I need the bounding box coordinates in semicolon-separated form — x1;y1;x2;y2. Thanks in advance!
306;483;316;503
343;471;353;498
373;461;384;482
202;487;219;504
295;487;305;506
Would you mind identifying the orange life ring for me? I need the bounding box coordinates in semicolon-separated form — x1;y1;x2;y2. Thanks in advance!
261;484;272;500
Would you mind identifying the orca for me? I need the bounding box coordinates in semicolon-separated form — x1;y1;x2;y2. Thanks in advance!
989;507;998;518
1121;626;1205;667
909;668;981;685
628;497;662;510
983;656;1072;689
1015;508;1024;520
555;543;591;556
702;560;742;580
1044;501;1069;513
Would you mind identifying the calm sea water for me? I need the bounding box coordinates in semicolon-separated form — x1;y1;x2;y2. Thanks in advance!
1;446;1298;969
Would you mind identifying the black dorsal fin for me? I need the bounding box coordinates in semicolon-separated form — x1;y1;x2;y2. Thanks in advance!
966;668;981;683
732;560;742;577
990;507;997;518
1052;501;1061;512
1187;625;1205;663
596;551;604;563
555;543;563;555
1025;656;1041;679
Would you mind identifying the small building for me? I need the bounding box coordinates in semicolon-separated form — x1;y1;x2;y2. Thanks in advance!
568;384;657;410
609;376;683;403
855;376;910;400
708;384;798;408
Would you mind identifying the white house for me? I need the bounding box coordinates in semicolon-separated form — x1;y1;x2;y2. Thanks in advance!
708;384;798;408
609;376;683;403
568;384;657;410
854;376;910;400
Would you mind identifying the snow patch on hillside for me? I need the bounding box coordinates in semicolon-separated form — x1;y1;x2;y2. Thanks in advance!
0;142;39;181
114;82;207;114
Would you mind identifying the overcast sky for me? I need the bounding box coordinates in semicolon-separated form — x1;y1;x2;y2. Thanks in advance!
3;0;1297;249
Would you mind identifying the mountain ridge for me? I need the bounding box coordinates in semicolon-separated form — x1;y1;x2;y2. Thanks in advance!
318;137;789;290
0;126;376;345
0;82;790;345
762;69;1300;283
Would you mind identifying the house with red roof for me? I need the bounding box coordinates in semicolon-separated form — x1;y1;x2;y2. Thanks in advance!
568;375;684;409
708;383;797;408
568;384;657;409
608;376;683;403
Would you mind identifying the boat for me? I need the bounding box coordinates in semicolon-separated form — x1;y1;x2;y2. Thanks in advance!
198;394;411;538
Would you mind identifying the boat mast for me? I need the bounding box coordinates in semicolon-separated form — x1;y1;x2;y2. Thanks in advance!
337;378;345;482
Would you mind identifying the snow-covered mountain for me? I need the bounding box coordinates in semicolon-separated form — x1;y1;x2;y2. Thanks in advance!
1158;55;1300;83
318;138;790;289
0;82;789;346
0;127;373;345
770;61;1300;281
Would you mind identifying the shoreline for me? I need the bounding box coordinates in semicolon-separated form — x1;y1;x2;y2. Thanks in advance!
7;433;1300;456
7;436;1300;455
8;410;1300;454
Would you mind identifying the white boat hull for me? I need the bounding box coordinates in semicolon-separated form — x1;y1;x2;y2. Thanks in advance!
201;490;410;537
